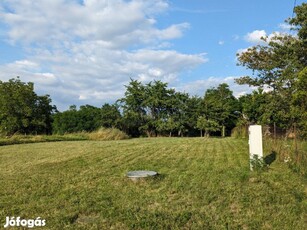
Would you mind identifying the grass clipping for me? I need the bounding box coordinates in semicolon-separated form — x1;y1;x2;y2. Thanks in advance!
87;128;129;141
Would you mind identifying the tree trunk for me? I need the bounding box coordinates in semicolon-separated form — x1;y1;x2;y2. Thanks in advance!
222;125;225;137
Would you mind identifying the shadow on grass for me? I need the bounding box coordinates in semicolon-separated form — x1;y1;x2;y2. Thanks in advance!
264;151;277;166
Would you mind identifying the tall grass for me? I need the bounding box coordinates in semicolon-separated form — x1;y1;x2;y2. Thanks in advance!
263;137;307;176
0;128;129;146
232;125;307;176
231;125;248;138
87;127;129;141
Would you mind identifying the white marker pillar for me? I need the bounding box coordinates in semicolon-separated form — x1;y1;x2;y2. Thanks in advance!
248;125;263;170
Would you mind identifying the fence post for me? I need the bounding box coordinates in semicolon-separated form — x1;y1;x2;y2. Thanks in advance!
274;122;276;144
249;125;263;170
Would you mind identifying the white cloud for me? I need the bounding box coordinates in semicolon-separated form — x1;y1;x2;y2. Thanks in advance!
0;0;207;110
218;40;225;45
14;60;39;69
244;30;267;44
0;0;184;48
244;29;292;45
177;76;256;98
278;23;294;31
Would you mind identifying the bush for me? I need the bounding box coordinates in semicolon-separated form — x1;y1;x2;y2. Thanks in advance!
250;154;268;171
87;128;129;141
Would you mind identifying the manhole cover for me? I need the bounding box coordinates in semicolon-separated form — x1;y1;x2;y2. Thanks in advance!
126;170;158;180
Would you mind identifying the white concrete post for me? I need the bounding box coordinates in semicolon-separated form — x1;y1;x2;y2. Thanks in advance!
248;125;263;170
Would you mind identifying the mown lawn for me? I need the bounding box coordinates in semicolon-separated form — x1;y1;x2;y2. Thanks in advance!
0;138;306;229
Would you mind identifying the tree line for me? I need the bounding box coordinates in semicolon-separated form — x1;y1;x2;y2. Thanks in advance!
0;3;306;138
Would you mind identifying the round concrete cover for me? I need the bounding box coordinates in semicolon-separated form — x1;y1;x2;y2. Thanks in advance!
126;170;157;178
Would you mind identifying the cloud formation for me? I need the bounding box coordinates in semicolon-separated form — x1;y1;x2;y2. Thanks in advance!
244;30;267;44
244;29;292;45
0;0;207;110
177;76;256;98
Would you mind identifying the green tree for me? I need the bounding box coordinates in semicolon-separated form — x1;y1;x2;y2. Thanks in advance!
0;78;55;136
101;103;121;128
196;116;220;137
118;79;146;137
165;91;189;137
52;107;79;134
52;104;101;134
77;105;101;132
184;96;203;136
239;89;269;124
291;67;307;136
236;3;307;131
142;80;177;136
203;83;239;137
32;95;56;134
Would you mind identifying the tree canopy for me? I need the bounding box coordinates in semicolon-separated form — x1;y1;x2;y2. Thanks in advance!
236;3;307;133
0;78;56;136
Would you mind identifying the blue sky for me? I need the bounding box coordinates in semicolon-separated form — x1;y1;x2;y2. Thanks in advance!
0;0;302;110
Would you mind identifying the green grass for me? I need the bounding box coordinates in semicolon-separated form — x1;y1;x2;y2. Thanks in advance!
0;138;306;229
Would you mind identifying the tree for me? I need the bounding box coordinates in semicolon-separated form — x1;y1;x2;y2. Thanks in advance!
203;83;239;137
0;78;55;136
239;89;269;124
52;107;79;134
142;80;174;136
163;91;189;137
77;105;101;132
236;3;307;131
32;95;56;134
101;103;121;128
119;79;178;137
196;116;220;137
52;104;101;134
118;79;146;137
184;96;203;136
291;67;307;136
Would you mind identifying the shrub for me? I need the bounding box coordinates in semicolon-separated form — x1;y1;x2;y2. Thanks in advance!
87;128;129;141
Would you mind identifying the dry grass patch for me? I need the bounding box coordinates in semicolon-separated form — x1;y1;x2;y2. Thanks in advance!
87;128;129;141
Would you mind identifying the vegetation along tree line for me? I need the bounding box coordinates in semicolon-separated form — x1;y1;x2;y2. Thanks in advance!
0;3;306;138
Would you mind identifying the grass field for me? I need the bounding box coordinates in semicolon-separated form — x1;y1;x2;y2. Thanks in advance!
0;138;306;229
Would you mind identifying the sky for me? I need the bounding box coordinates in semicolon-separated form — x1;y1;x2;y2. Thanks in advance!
0;0;303;110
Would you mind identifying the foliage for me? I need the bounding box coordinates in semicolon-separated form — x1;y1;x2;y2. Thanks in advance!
119;79;191;137
118;79;146;137
196;116;220;137
101;103;121;129
52;104;111;134
0;78;56;136
119;80;240;138
203;83;239;137
250;154;268;172
291;67;307;136
236;3;307;133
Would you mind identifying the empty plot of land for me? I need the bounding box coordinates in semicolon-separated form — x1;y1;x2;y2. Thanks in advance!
0;138;306;229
